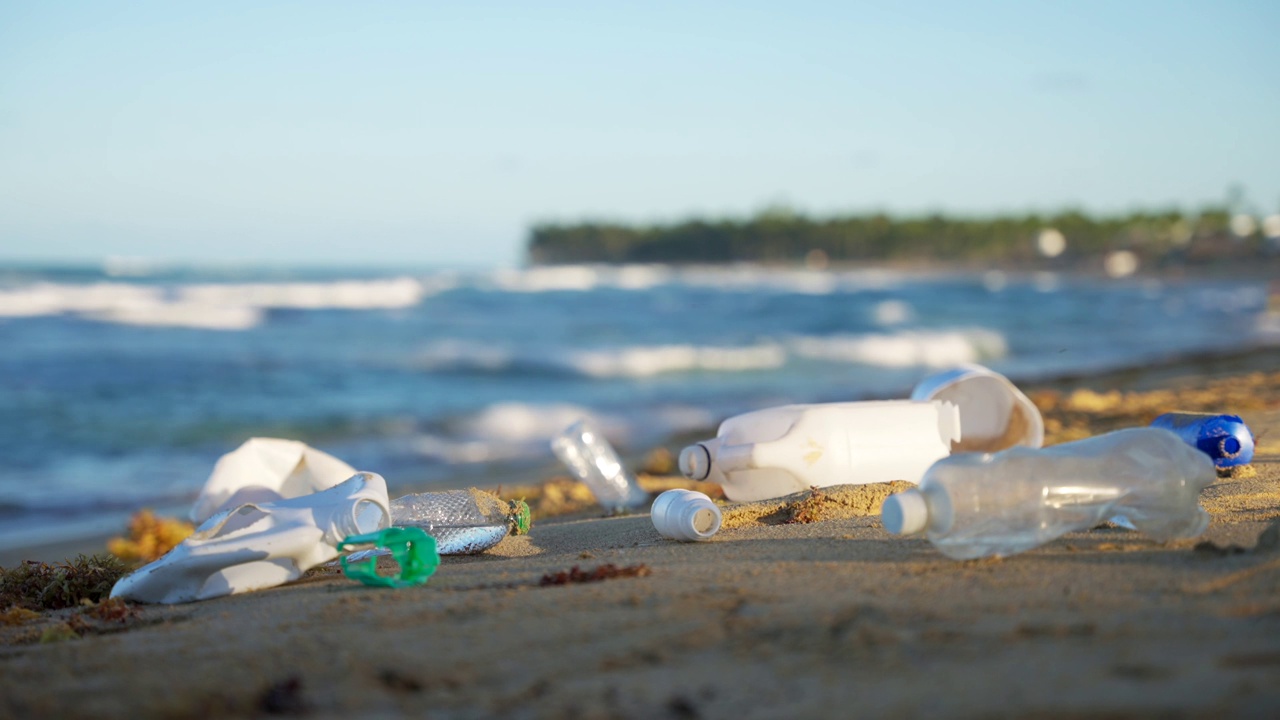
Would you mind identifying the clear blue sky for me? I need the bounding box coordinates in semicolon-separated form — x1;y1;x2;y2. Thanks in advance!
1;1;1277;268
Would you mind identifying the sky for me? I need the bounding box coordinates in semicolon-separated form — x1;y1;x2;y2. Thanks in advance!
1;1;1278;268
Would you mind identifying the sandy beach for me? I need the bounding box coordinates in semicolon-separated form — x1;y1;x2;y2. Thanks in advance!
3;355;1279;718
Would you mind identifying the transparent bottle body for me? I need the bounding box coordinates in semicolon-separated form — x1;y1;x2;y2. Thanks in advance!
551;420;648;510
916;428;1216;560
344;489;519;558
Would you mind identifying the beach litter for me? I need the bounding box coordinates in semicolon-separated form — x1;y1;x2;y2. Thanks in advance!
910;363;1045;452
881;428;1217;560
111;472;391;604
1151;412;1255;470
552;419;649;511
651;489;722;541
678;399;960;502
191;437;358;523
338;527;439;588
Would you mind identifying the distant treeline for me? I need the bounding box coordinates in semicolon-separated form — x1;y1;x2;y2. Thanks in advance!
528;208;1256;266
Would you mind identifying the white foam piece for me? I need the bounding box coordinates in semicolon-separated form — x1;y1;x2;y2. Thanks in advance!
567;344;787;378
789;329;1008;368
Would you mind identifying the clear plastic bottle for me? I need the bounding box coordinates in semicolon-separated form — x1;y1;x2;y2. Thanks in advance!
551;420;648;511
881;428;1217;560
389;489;530;555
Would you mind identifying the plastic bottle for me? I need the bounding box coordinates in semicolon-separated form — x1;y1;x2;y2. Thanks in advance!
678;400;961;502
880;428;1217;560
651;489;722;542
910;364;1044;452
551;420;649;510
1150;412;1254;468
389;489;531;555
112;472;392;604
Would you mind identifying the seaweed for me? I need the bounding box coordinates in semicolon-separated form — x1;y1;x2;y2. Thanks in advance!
0;553;129;611
107;509;194;564
540;563;651;586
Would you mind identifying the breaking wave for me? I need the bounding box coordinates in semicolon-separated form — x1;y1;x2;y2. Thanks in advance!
0;277;438;330
415;328;1007;379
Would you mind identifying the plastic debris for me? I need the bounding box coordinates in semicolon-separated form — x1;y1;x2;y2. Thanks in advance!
1150;412;1255;468
191;437;357;523
111;472;391;604
651;489;722;541
911;364;1044;452
551;419;648;511
678;400;960;502
881;428;1216;560
339;527;439;588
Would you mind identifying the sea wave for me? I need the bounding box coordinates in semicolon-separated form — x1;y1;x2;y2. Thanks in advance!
0;277;437;330
415;328;1007;379
789;329;1008;368
477;264;902;295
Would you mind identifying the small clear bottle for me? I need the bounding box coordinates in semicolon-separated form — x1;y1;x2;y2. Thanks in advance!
881;428;1217;560
551;420;648;511
389;489;530;555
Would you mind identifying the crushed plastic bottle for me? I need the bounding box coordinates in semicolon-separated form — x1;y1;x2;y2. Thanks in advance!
1151;412;1255;468
679;400;961;502
881;428;1217;560
389;488;531;555
112;472;392;604
551;420;649;511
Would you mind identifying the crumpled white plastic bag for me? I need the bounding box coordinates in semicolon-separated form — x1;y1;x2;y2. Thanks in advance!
190;437;357;523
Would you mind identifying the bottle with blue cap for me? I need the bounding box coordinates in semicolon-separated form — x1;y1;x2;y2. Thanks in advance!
881;428;1217;560
1150;412;1254;469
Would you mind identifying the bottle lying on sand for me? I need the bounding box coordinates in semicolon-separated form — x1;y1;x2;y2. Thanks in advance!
388;489;531;555
881;428;1217;560
1150;412;1254;469
909;364;1044;453
651;489;722;542
679;400;961;502
342;488;531;565
552;420;649;511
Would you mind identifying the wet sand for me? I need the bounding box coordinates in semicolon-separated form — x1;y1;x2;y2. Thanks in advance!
2;361;1279;718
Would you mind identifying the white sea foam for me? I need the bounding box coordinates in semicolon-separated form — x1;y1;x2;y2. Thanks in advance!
86;302;263;331
479;264;901;295
566;344;788;378
178;277;431;310
0;277;436;330
789;329;1008;368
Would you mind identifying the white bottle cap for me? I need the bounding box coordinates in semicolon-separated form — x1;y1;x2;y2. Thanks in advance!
651;489;722;542
678;444;712;481
881;489;929;535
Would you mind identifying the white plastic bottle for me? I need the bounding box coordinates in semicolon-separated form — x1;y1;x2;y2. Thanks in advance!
881;428;1217;560
678;400;961;502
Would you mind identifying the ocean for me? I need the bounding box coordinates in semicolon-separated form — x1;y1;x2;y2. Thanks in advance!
0;263;1275;547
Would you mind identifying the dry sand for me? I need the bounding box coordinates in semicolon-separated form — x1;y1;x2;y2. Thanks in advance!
2;376;1280;717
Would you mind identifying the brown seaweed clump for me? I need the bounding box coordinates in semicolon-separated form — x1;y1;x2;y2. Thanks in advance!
540;563;652;586
0;553;129;611
107;509;195;564
720;482;916;529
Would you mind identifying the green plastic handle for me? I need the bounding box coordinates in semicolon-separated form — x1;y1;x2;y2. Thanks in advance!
338;527;440;588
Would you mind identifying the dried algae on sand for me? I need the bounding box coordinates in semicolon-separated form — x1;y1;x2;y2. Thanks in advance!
719;482;916;529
